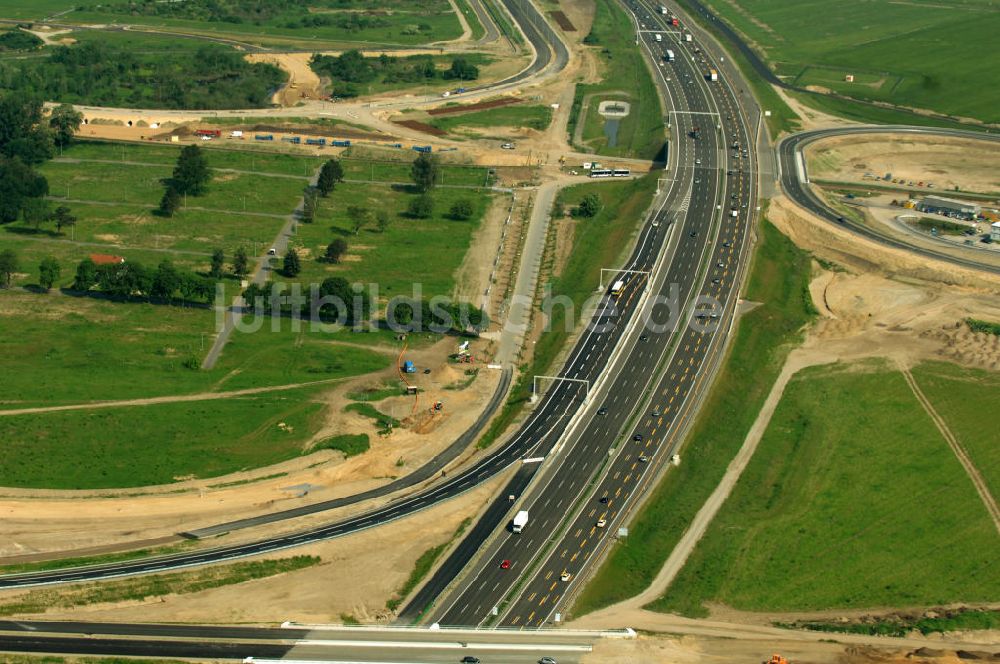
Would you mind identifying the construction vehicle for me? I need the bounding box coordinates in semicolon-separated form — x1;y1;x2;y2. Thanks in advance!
413;145;432;153
306;138;326;146
512;510;529;533
254;134;274;141
332;139;351;147
195;129;221;138
281;136;301;144
402;360;416;373
766;655;788;664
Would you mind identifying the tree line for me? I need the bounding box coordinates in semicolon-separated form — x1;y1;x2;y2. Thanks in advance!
310;50;479;98
0;42;284;110
0;95;82;225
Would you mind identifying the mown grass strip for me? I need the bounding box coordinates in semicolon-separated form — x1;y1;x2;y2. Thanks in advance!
0;556;320;616
478;174;659;449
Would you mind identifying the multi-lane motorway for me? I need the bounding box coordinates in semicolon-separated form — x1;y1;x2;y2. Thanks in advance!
427;0;759;627
0;0;685;593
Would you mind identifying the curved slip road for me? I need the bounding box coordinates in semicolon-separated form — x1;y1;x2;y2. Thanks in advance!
779;126;1000;276
0;0;613;592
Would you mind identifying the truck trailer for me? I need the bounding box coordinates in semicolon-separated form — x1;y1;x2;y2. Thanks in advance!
512;510;529;533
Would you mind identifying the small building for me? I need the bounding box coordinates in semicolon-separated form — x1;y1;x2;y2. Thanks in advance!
89;253;125;266
991;222;1000;242
919;195;979;219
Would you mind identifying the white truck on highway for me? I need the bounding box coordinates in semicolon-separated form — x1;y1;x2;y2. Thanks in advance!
664;49;675;62
659;5;668;14
512;510;529;533
654;33;663;42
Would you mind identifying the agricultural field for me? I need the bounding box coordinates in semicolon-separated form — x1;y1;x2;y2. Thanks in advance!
911;361;1000;500
694;0;1000;124
568;0;664;159
649;359;1000;616
0;0;465;48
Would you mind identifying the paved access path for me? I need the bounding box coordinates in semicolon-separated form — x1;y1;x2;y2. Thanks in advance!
201;163;322;369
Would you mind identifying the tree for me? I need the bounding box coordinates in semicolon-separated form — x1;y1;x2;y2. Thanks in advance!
375;209;390;233
0;248;18;288
317;159;344;197
151;259;181;301
443;57;479;81
283;248;301;277
347;205;372;234
301;186;318;223
410;152;439;192
449;199;474;220
73;257;98;291
48;103;83;149
0;155;48;223
38;256;60;290
157;186;182;217
233;246;250;279
324;238;348;263
51;205;76;235
313;276;370;324
407;194;435;219
22;197;51;231
171;144;210;196
575;192;602;218
209;248;225;279
0;94;52;165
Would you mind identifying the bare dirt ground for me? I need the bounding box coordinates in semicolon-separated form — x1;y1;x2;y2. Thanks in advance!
805;133;1000;196
245;53;324;107
772;85;853;133
23;26;75;46
0;470;510;623
769;194;1000;291
0;336;501;560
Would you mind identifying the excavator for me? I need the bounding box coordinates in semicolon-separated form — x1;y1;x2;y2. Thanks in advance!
765;655;789;664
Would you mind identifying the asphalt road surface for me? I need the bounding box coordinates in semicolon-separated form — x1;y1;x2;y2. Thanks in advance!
779;126;1000;276
424;0;759;628
0;1;640;593
0;621;598;664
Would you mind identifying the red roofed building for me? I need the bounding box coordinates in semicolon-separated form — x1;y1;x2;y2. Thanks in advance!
89;254;125;266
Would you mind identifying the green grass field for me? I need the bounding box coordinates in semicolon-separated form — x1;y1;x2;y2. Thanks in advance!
573;216;816;615
0;0;464;48
911;362;1000;501
570;0;665;159
650;359;1000;615
694;0;1000;124
0;388;330;489
425;105;554;136
292;182;491;298
480;174;659;448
